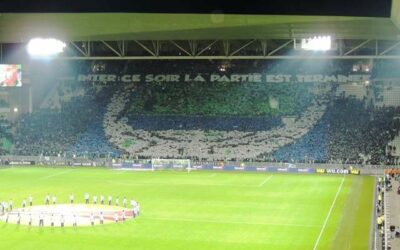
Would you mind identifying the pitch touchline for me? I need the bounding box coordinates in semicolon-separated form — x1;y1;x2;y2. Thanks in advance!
145;216;320;228
259;175;273;187
312;176;346;250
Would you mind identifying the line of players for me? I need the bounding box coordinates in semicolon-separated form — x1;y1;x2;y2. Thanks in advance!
1;193;139;211
0;193;140;227
1;209;138;227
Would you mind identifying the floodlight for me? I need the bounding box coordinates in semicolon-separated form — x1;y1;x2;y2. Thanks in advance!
301;36;331;51
27;38;66;57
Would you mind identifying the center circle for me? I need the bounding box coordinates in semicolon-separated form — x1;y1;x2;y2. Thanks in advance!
0;204;137;227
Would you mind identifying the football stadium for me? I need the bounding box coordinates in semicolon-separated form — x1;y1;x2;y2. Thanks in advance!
0;1;400;249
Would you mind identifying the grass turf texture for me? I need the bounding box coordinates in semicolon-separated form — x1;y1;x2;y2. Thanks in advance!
0;167;374;250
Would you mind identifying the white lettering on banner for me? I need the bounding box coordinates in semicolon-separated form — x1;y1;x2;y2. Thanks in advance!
145;74;180;83
266;74;292;83
184;74;206;82
76;73;371;84
121;75;141;83
326;169;349;174
210;74;263;83
323;75;337;82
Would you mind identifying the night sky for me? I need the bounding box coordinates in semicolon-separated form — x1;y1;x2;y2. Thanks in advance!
0;0;392;17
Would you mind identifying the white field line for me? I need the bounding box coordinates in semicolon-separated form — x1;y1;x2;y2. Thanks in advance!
209;173;216;177
312;176;346;250
39;169;74;180
145;216;320;228
115;170;128;175
259;175;273;187
106;180;256;188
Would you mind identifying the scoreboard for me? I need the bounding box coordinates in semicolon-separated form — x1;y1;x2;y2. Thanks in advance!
0;64;22;87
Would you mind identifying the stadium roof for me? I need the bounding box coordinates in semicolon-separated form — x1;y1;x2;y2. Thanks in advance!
0;0;400;43
0;12;399;43
2;0;400;60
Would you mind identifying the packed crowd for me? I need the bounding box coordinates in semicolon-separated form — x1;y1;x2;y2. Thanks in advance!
273;98;400;165
105;85;328;161
3;60;399;164
13;81;120;157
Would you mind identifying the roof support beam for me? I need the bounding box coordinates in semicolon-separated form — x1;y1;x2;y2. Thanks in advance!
70;42;88;57
196;40;218;56
223;40;230;56
152;41;160;57
134;40;156;56
117;40;125;56
343;39;371;56
230;40;255;56
379;40;400;55
260;40;267;57
169;40;192;56
101;41;122;57
59;55;400;60
268;40;292;56
188;40;197;56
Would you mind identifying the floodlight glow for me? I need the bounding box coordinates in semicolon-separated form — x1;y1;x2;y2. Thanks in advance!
27;38;66;57
301;36;331;51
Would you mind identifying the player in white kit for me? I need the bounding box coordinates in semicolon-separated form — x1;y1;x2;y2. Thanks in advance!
70;193;74;204
122;210;126;221
123;197;127;207
50;214;54;227
114;212;119;223
100;212;104;224
60;214;65;227
84;193;90;204
39;213;44;226
45;194;50;205
73;214;77;227
29;195;33;206
90;213;94;226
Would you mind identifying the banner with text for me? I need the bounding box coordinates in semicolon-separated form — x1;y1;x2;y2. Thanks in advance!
77;73;370;84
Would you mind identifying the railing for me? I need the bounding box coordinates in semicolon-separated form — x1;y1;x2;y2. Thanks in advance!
0;155;397;173
384;179;390;250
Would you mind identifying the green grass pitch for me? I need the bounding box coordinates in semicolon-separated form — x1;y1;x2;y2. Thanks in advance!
0;167;374;250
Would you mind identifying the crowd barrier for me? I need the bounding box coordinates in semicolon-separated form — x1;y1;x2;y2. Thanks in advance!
0;155;393;175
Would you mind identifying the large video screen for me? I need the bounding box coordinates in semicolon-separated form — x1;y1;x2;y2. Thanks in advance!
0;64;22;87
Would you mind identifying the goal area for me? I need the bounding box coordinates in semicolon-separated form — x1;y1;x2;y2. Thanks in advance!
151;159;192;171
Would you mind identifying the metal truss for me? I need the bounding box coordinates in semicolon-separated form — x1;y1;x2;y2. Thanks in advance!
3;39;400;61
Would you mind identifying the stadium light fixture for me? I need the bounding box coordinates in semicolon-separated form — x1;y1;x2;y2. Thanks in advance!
301;36;331;51
27;38;66;57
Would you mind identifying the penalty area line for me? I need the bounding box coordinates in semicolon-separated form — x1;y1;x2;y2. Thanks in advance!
312;175;346;250
39;169;74;180
259;175;273;187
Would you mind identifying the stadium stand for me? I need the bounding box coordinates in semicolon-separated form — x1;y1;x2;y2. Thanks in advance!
4;60;400;164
